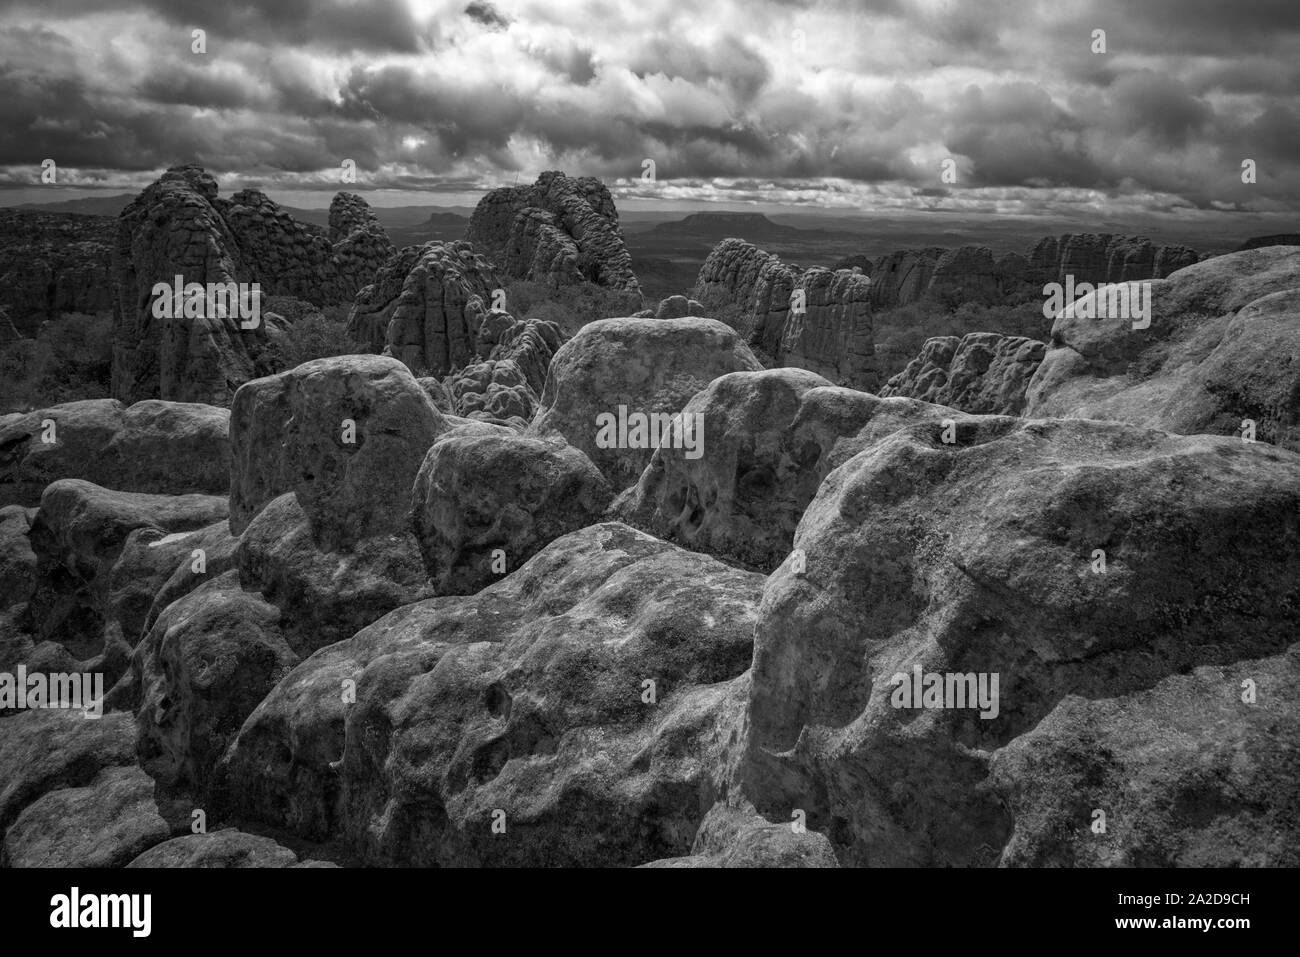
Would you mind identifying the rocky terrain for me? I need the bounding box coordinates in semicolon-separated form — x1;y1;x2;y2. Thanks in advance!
467;171;641;297
2;167;1299;870
0;210;115;336
829;233;1201;309
110;165;394;406
694;238;878;390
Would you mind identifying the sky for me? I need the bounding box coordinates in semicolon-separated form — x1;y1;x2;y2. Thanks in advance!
0;0;1298;220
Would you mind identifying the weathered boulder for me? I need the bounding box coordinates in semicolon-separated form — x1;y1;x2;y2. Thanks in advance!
528;316;763;489
0;710;138;838
218;523;760;866
132;570;298;795
0;505;36;612
616;368;968;571
1025;247;1300;450
410;432;613;594
127;828;304;868
655;295;706;320
740;416;1300;866
881;332;1047;415
22;480;227;665
641;802;839;868
990;648;1300;866
1;765;173;868
0;398;230;507
467;171;640;294
228;354;447;547
235;492;431;653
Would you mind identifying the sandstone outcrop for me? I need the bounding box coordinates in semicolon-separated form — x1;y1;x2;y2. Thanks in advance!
0;398;230;507
0;210;114;336
228;354;447;546
217;523;759;866
737;416;1300;865
693;239;878;389
1026;246;1300;450
881;332;1047;415
528;316;763;489
410;432;613;594
616;368;969;571
111;166;392;404
467;171;640;294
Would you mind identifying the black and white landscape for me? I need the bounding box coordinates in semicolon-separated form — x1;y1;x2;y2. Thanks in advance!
0;0;1298;874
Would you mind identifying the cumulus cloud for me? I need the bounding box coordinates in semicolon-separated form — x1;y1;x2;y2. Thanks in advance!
0;0;1297;213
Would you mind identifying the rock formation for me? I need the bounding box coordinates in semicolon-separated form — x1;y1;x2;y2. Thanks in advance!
0;210;115;336
528;316;764;489
3;181;1300;873
346;242;564;424
466;171;640;294
880;332;1047;415
216;522;760;866
0;398;231;507
736;416;1300;866
822;235;1203;311
692;239;878;390
1026;246;1300;450
110;165;393;405
615;368;969;571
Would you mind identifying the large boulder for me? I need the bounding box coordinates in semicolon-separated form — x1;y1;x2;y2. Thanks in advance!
235;492;431;653
739;416;1300;866
21;480;228;669
616;368;969;570
0;709;137;838
528;317;763;489
217;523;761;866
1025;247;1300;450
131;570;298;795
881;333;1047;415
1;765;173;868
990;648;1300;866
126;829;305;868
0;398;230;507
467;171;640;294
410;432;613;594
228;354;447;547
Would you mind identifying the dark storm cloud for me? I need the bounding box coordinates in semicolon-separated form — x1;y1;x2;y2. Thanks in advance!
0;0;426;51
465;1;511;30
0;0;1298;211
